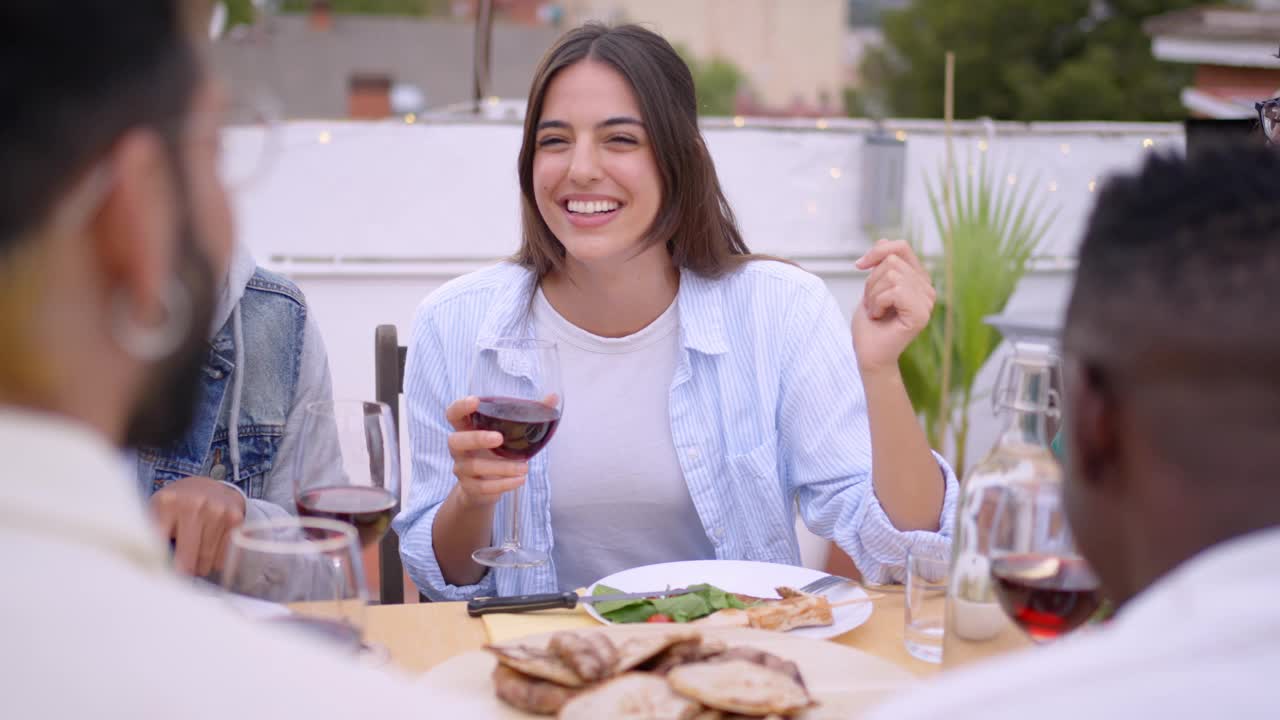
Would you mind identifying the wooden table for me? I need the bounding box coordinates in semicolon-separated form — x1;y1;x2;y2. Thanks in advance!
364;587;946;677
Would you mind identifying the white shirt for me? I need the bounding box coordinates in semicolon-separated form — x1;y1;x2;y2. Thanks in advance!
0;408;431;718
868;527;1280;719
535;289;717;590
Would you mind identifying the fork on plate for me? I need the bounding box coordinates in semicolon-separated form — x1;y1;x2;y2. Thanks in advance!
798;574;855;595
796;574;886;605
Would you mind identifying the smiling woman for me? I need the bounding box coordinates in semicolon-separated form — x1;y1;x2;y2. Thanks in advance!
515;24;753;289
531;71;660;259
393;23;956;602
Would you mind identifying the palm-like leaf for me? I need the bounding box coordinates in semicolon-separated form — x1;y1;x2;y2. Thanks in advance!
900;154;1055;469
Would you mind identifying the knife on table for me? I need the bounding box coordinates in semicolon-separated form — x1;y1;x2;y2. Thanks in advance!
467;588;693;617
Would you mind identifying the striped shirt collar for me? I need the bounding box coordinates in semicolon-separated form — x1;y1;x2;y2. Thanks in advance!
478;263;730;356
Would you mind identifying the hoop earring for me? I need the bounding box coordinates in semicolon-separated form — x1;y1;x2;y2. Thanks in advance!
111;280;193;361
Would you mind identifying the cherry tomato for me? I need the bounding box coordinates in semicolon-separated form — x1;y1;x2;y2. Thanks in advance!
646;613;673;623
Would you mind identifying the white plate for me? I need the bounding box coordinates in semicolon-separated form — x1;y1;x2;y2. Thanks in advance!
584;560;873;640
419;626;916;718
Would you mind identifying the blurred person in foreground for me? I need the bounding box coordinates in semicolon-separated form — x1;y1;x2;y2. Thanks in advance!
869;143;1279;718
0;2;428;714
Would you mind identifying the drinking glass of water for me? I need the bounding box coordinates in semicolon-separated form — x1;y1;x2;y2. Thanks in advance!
905;546;949;663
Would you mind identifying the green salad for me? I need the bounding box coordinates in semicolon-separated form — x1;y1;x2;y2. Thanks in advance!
592;583;754;623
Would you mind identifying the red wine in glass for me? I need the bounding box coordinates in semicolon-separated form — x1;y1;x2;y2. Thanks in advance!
296;485;398;549
471;396;561;460
991;553;1102;642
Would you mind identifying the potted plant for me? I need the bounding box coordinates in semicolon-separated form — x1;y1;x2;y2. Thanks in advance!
899;153;1056;473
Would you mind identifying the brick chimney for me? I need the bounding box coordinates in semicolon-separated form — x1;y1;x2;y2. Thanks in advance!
309;0;332;32
348;73;393;119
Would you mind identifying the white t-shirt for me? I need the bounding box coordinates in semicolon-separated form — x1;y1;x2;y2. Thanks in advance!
1;408;435;718
533;289;717;590
866;527;1280;719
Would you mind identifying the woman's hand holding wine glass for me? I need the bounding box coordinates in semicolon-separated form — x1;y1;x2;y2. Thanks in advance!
454;337;562;569
445;396;530;509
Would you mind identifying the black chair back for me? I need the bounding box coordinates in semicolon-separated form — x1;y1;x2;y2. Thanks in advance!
375;324;408;604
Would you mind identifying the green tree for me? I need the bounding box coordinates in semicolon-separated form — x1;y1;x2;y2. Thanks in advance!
675;46;746;117
279;0;453;16
855;0;1234;121
693;57;746;116
216;0;259;30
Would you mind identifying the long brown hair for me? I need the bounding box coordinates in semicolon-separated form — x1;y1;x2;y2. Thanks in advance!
515;24;756;278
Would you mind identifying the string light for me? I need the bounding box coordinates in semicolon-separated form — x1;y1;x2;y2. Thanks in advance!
486;95;501;106
299;120;1146;207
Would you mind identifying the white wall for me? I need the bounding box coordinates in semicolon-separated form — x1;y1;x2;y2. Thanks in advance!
231;117;1181;265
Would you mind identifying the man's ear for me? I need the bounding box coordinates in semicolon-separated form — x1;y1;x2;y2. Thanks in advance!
1064;359;1121;497
91;129;178;326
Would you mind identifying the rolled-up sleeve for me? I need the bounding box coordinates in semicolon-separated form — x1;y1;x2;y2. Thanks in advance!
390;302;495;601
841;451;957;583
781;284;957;584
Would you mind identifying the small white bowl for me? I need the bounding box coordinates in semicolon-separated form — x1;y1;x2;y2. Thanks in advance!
950;596;1007;641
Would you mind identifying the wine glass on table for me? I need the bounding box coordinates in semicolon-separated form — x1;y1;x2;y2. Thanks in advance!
222;517;368;653
988;481;1102;643
469;337;563;569
293;400;400;551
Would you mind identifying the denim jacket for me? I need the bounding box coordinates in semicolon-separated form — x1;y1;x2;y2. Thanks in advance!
135;244;334;526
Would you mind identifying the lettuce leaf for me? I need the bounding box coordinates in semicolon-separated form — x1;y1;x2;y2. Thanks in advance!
594;583;746;623
602;602;659;623
690;583;749;611
650;592;712;623
590;584;647;615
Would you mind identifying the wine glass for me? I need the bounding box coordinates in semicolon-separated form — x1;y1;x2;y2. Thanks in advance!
468;337;563;569
988;481;1101;643
293;400;400;551
221;517;367;653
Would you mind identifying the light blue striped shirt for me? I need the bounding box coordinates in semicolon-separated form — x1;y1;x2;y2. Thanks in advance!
393;261;957;600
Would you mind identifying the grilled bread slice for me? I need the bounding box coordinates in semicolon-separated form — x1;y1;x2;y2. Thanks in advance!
557;673;702;720
667;659;813;716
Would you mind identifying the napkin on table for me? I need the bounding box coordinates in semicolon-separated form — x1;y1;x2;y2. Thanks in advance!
480;603;599;644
